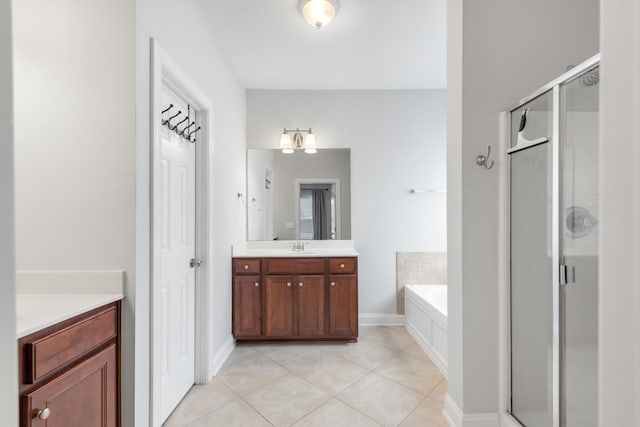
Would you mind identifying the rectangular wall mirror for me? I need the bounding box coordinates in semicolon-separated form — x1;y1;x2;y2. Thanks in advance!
247;149;351;241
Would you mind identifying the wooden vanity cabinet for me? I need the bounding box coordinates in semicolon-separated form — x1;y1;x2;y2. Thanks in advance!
18;301;121;427
232;257;357;342
232;275;262;337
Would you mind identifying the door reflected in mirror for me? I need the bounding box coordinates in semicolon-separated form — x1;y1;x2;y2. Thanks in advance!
247;149;351;241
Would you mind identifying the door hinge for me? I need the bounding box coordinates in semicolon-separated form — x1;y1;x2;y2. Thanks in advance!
190;258;202;268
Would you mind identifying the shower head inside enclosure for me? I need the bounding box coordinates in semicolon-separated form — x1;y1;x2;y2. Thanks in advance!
566;64;600;87
579;68;599;87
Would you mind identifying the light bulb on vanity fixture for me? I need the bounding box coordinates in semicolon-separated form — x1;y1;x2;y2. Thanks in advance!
299;0;339;29
279;128;317;154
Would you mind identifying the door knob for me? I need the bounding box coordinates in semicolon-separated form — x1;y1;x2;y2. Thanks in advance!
190;258;202;268
299;282;303;287
255;282;260;287
331;282;336;286
37;408;51;420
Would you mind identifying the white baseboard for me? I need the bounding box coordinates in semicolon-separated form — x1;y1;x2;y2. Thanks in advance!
210;335;234;377
359;313;405;326
405;320;448;377
443;394;500;427
500;413;522;427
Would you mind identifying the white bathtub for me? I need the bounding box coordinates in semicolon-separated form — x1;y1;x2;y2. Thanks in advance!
404;284;448;376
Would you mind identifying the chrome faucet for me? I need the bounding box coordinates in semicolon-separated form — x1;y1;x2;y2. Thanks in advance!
292;242;305;252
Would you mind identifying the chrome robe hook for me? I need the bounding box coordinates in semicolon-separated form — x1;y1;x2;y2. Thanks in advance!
476;145;494;169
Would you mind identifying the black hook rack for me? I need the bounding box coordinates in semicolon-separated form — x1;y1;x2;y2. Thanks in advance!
161;103;200;144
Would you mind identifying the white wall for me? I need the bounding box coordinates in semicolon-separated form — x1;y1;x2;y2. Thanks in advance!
446;0;599;418
136;1;246;426
599;0;640;425
0;0;18;424
247;90;447;315
12;0;136;424
271;150;351;241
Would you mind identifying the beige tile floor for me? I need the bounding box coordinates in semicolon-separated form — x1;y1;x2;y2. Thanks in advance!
164;326;449;427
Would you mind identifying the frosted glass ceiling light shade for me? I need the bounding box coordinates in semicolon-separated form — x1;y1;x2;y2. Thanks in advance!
280;131;294;154
299;0;339;29
304;132;317;153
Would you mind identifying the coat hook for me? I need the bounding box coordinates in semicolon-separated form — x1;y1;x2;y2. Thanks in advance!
161;104;174;115
172;116;189;132
186;126;201;141
180;121;196;137
476;145;494;169
165;110;182;127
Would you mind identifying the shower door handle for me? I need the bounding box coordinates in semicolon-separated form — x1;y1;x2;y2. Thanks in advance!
560;264;576;286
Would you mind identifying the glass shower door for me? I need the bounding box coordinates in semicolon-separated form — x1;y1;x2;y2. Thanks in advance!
561;66;599;427
509;91;555;427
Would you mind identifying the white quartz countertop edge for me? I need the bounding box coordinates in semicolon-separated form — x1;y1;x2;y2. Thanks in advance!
17;293;124;339
232;249;360;258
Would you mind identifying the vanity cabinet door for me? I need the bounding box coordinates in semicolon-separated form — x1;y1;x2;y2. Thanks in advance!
328;275;358;337
264;276;295;337
296;275;326;337
233;275;262;337
23;344;117;427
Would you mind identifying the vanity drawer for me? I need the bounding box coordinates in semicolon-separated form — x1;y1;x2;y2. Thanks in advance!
266;258;325;274
233;258;262;274
23;306;117;384
329;258;357;274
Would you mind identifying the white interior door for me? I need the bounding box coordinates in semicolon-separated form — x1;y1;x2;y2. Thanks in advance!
159;87;196;422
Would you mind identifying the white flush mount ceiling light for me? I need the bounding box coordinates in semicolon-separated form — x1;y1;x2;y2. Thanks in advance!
280;128;317;154
298;0;339;29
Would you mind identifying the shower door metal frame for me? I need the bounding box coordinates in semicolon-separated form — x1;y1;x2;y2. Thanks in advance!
500;53;601;427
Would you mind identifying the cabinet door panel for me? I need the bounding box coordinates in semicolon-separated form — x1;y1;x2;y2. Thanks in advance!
297;275;325;337
24;344;117;427
329;275;358;337
265;276;295;337
233;276;262;337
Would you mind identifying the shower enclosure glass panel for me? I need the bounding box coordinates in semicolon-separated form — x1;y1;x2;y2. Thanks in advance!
508;56;599;427
510;92;554;427
561;67;599;427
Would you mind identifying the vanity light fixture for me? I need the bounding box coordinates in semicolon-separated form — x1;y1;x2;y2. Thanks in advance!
299;0;339;29
280;128;317;154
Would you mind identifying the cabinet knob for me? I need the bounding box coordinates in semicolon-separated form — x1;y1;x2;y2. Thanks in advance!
37;408;51;420
331;282;336;286
286;282;292;287
255;282;260;287
340;264;345;269
299;282;303;287
244;265;249;270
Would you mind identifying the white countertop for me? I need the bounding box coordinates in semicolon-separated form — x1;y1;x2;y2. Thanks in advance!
16;293;124;339
232;248;360;258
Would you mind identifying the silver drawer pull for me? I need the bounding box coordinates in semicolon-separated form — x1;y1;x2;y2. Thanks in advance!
37;408;51;420
340;264;345;268
244;265;249;270
299;282;303;287
287;282;292;287
331;282;336;286
255;282;260;287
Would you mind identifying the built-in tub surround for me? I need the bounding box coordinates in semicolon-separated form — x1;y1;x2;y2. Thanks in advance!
405;284;447;376
396;252;447;314
233;240;359;258
15;271;124;338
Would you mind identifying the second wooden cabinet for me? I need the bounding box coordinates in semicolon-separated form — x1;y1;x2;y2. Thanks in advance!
233;257;357;342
